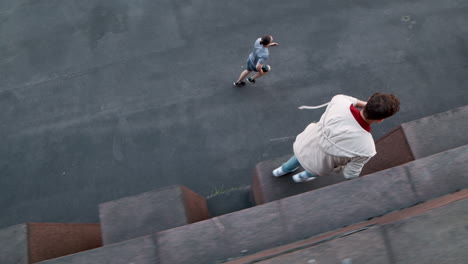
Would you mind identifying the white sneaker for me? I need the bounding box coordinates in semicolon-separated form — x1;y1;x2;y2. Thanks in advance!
272;166;299;177
292;171;316;183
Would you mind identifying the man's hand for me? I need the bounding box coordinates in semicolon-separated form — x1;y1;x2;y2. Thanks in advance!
268;42;279;47
355;99;367;108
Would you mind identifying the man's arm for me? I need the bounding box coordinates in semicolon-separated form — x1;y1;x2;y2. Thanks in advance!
342;156;371;179
267;42;279;47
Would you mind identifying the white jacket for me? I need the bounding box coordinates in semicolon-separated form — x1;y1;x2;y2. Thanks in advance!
293;95;376;179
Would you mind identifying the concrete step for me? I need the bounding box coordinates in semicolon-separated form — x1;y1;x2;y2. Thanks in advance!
0;223;101;264
226;189;468;263
98;184;209;245
251;194;468;264
253;106;468;204
38;145;467;264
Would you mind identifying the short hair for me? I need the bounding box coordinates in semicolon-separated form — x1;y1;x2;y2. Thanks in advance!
260;35;272;46
363;93;400;120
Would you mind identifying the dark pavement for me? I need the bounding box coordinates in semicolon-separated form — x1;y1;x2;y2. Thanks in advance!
1;0;467;227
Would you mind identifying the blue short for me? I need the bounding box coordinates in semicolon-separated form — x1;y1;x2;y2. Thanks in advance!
247;59;257;72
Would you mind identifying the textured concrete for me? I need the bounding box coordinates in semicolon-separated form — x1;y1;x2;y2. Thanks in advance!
279;165;416;240
226;189;468;264
255;199;468;263
385;198;468;264
408;145;468;202
252;156;346;205
99;185;208;245
1;0;468;228
402;106;468;159
0;223;101;264
206;186;253;217
256;227;391;264
38;234;159;264
156;219;228;264
0;224;28;264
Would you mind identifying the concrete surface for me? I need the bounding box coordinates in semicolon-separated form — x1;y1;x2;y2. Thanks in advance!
226;189;468;264
384;198;468;264
99;185;208;245
1;0;467;227
0;224;28;264
407;145;468;201
402;105;468;159
255;197;468;264
38;234;159;264
256;227;392;264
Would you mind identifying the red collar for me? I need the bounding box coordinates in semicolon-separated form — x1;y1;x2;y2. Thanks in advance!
350;105;371;132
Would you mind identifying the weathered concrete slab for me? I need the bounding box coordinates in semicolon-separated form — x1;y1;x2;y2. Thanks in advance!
256;227;391;264
402;106;468;159
206;186;253;217
99;185;209;245
408;145;468;202
0;224;28;264
38;234;159;264
280;165;417;241
217;202;286;256
0;223;101;264
252;156;346;205
384;198;468;264
225;189;468;264
252;198;468;264
156;219;229;264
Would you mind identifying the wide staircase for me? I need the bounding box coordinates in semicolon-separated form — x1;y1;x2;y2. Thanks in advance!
1;106;467;264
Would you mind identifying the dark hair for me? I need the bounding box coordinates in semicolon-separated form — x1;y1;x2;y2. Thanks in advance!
363;93;400;120
260;35;272;46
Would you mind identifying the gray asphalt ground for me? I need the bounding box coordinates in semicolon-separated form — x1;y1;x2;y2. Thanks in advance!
1;0;467;227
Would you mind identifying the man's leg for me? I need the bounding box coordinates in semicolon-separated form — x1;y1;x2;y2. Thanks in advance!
237;70;251;82
292;170;317;183
234;70;251;86
272;155;300;177
282;155;300;172
248;65;271;83
248;71;267;82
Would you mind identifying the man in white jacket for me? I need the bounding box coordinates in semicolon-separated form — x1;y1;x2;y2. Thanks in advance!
273;93;400;183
